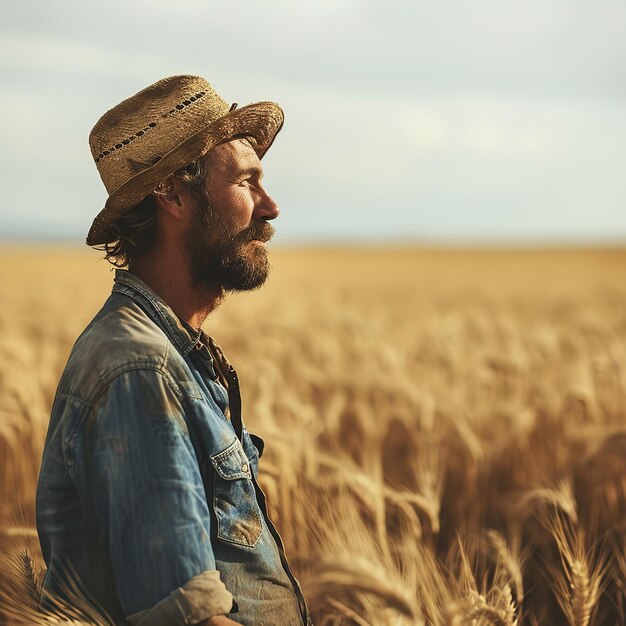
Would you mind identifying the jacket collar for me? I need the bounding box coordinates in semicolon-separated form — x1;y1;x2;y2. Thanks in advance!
111;269;203;357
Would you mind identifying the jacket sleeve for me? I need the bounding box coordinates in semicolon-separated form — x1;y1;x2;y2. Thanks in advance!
73;367;234;623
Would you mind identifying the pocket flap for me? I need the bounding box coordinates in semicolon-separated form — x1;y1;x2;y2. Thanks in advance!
210;439;252;480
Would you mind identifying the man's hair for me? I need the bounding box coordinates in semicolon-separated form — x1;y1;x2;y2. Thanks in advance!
94;157;210;268
94;135;257;268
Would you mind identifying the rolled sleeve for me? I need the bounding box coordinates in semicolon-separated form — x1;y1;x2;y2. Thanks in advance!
127;570;235;626
73;367;232;620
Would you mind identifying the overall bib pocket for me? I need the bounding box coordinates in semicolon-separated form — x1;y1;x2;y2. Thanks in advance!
210;439;263;547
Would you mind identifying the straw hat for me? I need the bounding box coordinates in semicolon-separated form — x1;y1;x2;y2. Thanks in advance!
86;75;284;246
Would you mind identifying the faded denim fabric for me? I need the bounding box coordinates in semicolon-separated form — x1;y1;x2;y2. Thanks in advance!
36;269;311;626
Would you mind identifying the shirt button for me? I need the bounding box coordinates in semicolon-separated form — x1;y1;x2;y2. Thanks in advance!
241;463;248;473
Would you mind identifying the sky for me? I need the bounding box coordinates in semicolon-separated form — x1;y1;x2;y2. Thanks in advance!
0;0;625;245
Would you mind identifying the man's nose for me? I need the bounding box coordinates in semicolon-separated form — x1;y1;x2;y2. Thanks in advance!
254;186;280;221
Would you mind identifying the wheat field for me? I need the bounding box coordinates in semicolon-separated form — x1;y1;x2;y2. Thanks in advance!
0;246;625;625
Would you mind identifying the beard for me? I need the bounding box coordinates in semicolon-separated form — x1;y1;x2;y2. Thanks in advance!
185;199;275;294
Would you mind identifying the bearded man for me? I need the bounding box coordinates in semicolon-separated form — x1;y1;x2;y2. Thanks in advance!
36;75;312;626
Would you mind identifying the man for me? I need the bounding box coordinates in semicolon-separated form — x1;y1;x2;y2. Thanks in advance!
36;75;312;626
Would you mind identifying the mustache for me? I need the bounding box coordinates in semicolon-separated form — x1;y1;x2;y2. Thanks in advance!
235;220;275;244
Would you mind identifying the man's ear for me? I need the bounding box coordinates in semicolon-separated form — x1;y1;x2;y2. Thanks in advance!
153;176;191;221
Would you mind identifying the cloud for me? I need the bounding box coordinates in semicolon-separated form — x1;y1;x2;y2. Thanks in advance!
403;110;451;154
0;0;624;242
462;122;555;161
401;98;560;161
0;34;174;79
0;85;79;162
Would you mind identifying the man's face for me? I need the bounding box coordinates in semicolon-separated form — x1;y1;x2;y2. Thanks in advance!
184;139;279;293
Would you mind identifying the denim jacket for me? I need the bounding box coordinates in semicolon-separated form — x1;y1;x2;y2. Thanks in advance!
36;269;311;626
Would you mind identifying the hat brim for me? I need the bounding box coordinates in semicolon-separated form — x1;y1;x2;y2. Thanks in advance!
86;101;284;246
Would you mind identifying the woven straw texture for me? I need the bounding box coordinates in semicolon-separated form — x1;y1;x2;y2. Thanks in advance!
86;75;283;246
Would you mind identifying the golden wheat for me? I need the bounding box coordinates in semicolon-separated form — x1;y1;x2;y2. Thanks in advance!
1;246;625;624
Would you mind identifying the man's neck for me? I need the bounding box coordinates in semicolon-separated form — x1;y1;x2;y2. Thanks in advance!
129;248;222;331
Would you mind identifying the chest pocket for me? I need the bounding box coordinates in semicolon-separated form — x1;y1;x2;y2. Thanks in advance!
210;439;263;547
